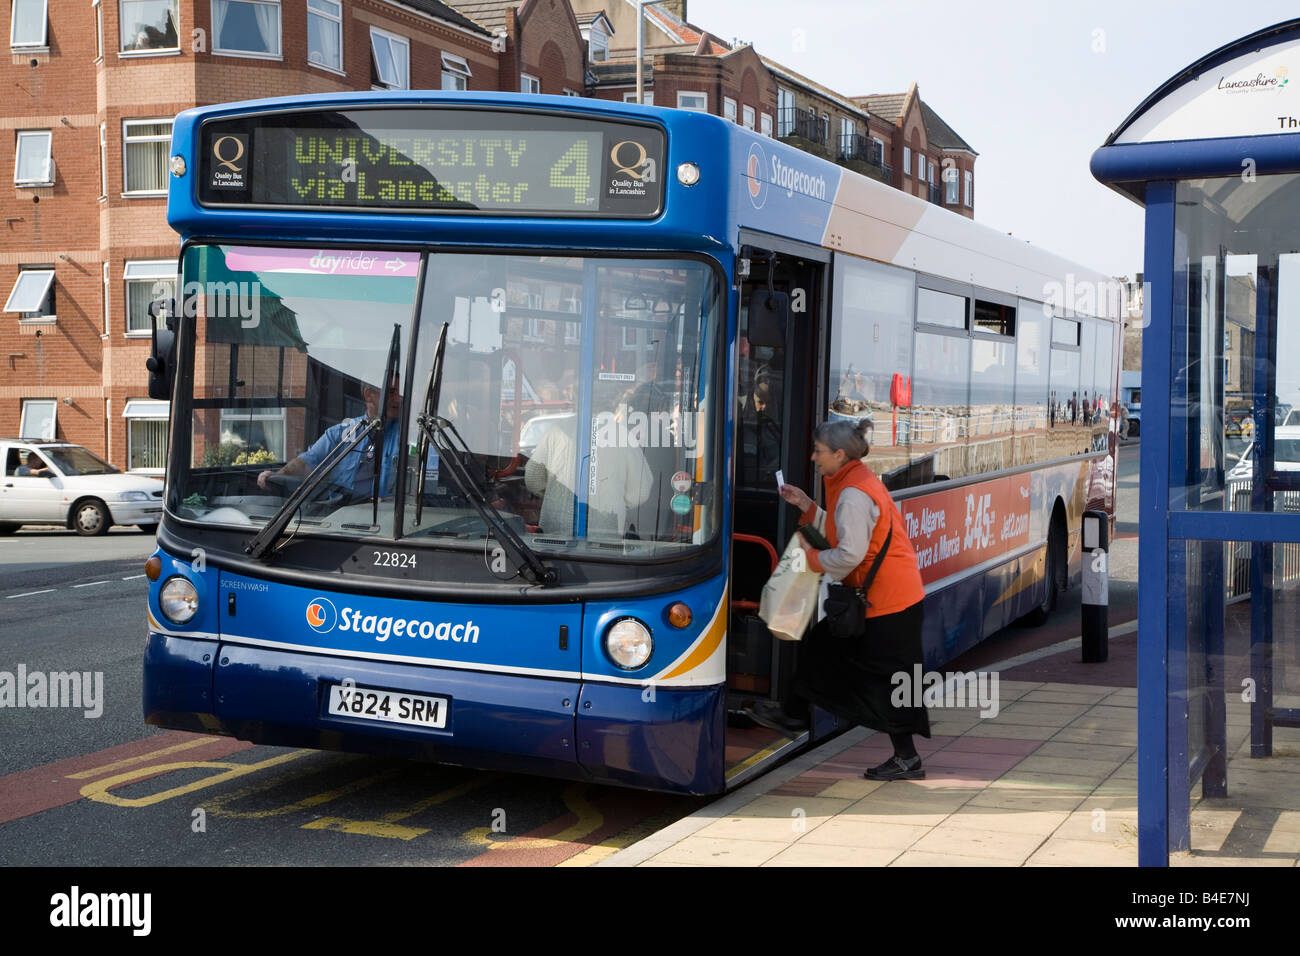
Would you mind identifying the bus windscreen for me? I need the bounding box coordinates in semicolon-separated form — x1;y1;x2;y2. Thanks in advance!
198;107;665;217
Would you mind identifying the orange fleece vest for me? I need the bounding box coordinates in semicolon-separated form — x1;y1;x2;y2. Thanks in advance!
802;460;925;618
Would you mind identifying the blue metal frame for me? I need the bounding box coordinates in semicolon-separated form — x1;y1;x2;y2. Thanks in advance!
1137;181;1175;866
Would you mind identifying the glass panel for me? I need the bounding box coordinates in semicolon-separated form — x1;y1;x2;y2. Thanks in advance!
171;246;723;561
44;446;117;474
1014;300;1049;466
404;254;722;558
127;276;174;331
129;417;169;470
19;400;56;440
307;0;341;71
828;254;914;486
124;123;171;192
11;0;47;47
911;331;969;481
1174;175;1300;511
1173;537;1300;861
370;31;397;87
917;287;966;329
213;0;280;56
15;131;50;183
119;0;178;51
4;270;54;313
968;337;1014;475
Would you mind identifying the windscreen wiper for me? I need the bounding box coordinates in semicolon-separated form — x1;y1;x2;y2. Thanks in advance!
413;323;556;585
245;415;385;560
371;323;403;529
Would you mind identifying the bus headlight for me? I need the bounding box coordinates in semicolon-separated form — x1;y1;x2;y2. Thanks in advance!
159;576;199;625
605;618;653;670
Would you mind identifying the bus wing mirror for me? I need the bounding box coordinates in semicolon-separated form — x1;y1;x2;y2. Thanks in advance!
147;298;177;401
747;289;788;348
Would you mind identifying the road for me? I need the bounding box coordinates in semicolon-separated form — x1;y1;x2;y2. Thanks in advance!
0;447;1141;866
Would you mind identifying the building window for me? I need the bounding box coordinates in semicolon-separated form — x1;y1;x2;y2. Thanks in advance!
93;0;103;60
761;113;772;137
124;260;175;334
123;119;172;194
99;123;108;197
103;262;110;335
965;170;973;207
120;1;178;53
902;146;911;178
441;52;471;91
928;159;935;184
14;130;53;185
677;91;707;112
562;88;579;96
776;87;794;135
945;166;959;204
212;0;281;57
4;268;55;319
11;0;48;49
219;407;286;461
743;105;755;130
307;0;342;72
123;400;170;472
20;399;57;441
370;26;408;90
623;91;653;105
588;26;608;63
724;97;737;123
520;73;540;94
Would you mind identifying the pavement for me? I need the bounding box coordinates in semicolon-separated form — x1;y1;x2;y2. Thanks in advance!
597;619;1300;867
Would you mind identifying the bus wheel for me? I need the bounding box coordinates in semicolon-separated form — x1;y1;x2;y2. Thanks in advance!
1022;523;1064;626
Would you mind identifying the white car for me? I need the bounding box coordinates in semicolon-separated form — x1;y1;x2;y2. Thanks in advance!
0;440;164;535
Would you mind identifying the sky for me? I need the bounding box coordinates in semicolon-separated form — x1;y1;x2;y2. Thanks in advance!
684;0;1300;278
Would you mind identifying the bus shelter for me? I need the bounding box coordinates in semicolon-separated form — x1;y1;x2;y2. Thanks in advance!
1092;18;1300;865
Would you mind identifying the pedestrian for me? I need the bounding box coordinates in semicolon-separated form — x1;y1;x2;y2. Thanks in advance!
748;417;930;780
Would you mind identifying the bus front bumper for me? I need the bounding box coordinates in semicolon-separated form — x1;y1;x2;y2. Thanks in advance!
143;632;724;794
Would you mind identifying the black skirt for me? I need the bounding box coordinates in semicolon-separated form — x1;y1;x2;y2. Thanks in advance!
793;600;930;737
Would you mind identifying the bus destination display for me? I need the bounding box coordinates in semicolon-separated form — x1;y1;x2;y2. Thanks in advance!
199;108;665;218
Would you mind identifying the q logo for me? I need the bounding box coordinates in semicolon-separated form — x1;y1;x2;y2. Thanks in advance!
746;142;768;210
610;140;650;181
306;597;337;633
212;135;246;172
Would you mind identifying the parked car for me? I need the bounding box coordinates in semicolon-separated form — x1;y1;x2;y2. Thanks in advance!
0;440;164;535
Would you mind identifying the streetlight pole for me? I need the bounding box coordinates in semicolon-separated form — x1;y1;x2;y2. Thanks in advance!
637;0;667;105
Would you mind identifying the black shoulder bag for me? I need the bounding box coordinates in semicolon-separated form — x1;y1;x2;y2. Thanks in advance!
823;521;893;640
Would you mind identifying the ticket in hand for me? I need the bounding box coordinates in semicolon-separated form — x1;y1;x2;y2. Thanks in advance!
775;470;785;493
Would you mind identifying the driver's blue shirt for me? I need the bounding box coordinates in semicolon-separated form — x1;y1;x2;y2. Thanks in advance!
299;417;403;498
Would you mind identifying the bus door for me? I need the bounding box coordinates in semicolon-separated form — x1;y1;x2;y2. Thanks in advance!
726;241;830;785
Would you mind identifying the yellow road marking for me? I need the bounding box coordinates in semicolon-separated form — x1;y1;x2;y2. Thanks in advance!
204;757;394;820
67;737;221;780
297;774;497;840
462;783;604;850
79;751;310;808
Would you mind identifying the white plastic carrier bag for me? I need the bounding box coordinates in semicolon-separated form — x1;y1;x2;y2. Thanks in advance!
758;530;823;641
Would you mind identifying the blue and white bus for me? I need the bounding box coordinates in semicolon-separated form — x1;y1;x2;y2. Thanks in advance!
143;91;1119;794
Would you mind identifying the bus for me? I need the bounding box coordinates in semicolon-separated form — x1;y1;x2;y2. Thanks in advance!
142;91;1119;795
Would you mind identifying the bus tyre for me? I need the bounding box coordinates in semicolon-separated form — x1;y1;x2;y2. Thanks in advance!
73;499;110;536
1023;524;1064;626
137;524;159;535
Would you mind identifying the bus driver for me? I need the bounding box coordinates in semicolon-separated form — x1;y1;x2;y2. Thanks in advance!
257;377;404;501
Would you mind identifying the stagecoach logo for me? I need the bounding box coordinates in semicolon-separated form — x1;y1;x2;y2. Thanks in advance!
746;142;769;210
306;597;338;634
1217;65;1290;94
209;133;249;190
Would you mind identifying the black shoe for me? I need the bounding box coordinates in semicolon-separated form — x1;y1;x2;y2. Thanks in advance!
863;754;925;780
744;700;808;735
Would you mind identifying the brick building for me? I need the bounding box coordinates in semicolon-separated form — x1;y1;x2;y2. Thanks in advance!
0;0;585;469
2;0;977;473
